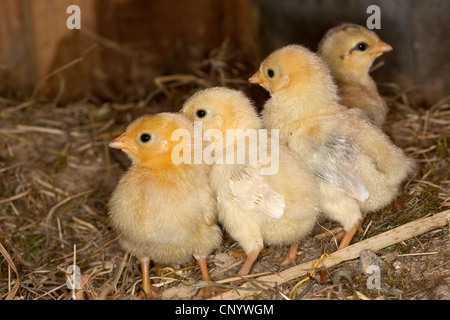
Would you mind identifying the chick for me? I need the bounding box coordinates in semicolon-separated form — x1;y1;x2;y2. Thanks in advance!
108;113;222;298
318;23;393;127
250;45;415;249
182;87;319;275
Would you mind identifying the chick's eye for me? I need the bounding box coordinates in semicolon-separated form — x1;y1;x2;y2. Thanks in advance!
196;109;207;118
140;133;151;143
357;42;368;51
267;69;275;78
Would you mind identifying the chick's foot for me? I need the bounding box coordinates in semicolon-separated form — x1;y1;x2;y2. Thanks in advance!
266;243;299;266
139;258;161;300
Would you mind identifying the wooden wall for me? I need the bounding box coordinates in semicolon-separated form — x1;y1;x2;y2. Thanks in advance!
0;0;256;102
0;0;98;100
0;0;448;105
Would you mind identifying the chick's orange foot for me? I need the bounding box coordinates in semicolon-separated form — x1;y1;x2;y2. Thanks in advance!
139;258;161;300
279;243;299;266
138;286;161;300
195;285;228;299
266;243;299;266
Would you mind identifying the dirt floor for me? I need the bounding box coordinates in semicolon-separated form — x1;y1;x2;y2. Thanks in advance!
0;45;449;300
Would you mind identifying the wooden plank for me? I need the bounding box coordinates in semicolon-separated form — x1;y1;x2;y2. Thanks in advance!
30;0;98;101
0;0;36;92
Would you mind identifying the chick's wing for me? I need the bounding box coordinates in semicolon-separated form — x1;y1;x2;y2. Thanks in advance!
229;164;286;219
312;136;369;202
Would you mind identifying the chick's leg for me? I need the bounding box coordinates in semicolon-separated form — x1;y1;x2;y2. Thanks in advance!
280;243;299;266
228;246;268;259
338;224;358;249
139;258;159;299
338;213;367;249
194;255;224;299
237;244;263;276
319;185;366;250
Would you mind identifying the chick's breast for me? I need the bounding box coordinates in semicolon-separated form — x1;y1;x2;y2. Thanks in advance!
108;164;221;265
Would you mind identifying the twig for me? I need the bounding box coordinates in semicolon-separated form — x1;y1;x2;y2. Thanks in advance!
0;243;20;300
72;244;77;300
0;190;31;205
45;189;96;227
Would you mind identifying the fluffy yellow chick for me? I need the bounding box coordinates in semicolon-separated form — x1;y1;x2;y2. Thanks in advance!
108;113;222;298
250;45;415;249
318;23;393;127
182;87;319;275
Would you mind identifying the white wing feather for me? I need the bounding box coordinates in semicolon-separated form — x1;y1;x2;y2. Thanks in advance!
228;165;285;219
313;136;369;202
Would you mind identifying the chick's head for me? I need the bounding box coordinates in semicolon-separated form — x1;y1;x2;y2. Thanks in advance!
249;45;338;103
318;23;393;77
109;113;193;168
182;87;262;133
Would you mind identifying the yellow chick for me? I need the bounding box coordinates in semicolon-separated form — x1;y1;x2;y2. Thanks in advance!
108;113;222;299
182;87;319;275
318;23;393;127
250;45;415;249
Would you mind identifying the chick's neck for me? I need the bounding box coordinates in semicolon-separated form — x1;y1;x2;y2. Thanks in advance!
272;81;340;119
331;62;376;89
132;159;191;185
133;151;182;171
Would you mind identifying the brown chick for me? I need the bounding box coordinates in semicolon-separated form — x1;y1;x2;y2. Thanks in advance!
250;45;415;249
318;23;393;127
182;87;319;275
108;113;222;299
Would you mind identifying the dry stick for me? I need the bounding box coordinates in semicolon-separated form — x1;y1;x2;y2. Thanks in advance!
0;189;31;205
211;210;450;300
72;244;77;300
0;243;20;300
97;252;129;300
45;188;96;228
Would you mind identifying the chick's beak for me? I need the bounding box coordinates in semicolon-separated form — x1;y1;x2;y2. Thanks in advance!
109;135;133;151
376;40;393;54
249;71;263;84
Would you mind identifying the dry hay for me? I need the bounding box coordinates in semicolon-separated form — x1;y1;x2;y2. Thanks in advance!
0;42;449;300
